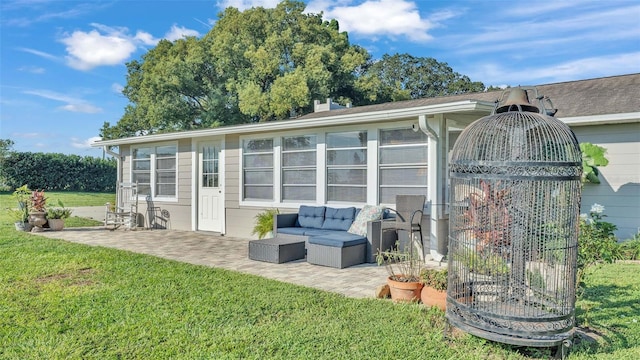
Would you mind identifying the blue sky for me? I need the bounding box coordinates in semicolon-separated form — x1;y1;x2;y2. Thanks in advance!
1;0;639;157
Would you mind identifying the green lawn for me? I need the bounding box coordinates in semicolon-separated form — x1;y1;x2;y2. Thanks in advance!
1;191;114;208
1;195;639;359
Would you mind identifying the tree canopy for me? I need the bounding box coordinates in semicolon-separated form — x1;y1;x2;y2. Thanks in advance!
100;0;485;140
360;53;485;103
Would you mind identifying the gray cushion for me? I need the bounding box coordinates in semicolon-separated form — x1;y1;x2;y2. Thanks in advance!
296;205;326;229
322;207;356;231
308;233;367;248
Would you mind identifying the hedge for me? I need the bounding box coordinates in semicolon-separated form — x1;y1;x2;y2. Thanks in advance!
0;152;117;192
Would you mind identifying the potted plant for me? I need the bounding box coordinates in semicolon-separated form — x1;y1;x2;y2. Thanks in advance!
420;268;448;310
377;243;424;302
28;189;47;232
251;208;279;239
46;199;73;231
10;185;33;231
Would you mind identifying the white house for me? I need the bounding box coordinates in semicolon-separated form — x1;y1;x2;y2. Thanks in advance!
93;73;640;258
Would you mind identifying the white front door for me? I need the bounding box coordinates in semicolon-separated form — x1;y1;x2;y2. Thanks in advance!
198;141;223;232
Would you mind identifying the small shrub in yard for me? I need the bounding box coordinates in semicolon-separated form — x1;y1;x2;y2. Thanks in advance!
618;232;640;260
577;204;620;294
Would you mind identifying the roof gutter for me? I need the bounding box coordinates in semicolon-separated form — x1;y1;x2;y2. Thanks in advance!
559;112;640;126
92;100;495;147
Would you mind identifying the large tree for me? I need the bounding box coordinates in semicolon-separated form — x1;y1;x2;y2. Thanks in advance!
359;53;485;103
101;1;486;140
101;0;370;139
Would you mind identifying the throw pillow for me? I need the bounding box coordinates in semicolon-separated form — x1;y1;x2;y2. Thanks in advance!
347;205;385;236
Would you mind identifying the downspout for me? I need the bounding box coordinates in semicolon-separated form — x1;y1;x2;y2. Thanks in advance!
104;145;122;185
417;115;446;262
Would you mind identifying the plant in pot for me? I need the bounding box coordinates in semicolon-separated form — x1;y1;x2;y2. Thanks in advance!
420;268;448;310
377;242;424;302
46;199;73;231
251;208;279;239
28;189;48;232
10;184;33;231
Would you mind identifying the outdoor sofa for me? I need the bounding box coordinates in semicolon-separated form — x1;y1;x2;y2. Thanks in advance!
272;205;397;268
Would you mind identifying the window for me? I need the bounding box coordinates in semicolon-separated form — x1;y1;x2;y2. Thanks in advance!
155;145;176;197
132;144;177;199
282;135;316;201
379;128;428;204
132;147;151;196
326;131;367;202
243;138;274;200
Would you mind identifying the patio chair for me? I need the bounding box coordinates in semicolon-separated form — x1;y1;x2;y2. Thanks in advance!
381;195;426;260
145;195;170;229
104;182;139;230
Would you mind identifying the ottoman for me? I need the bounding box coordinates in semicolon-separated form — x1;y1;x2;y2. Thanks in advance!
248;237;306;264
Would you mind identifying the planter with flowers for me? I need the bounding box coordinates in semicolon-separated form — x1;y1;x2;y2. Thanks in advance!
420;268;448;310
46;200;73;231
28;190;47;232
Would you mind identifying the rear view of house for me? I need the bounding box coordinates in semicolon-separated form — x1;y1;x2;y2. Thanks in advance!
94;73;640;257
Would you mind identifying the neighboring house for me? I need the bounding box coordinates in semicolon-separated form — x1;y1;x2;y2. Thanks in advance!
93;73;640;258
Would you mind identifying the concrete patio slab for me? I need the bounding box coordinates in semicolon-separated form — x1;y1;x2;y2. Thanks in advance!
33;227;445;299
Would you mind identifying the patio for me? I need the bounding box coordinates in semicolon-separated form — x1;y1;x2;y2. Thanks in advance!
34;226;446;299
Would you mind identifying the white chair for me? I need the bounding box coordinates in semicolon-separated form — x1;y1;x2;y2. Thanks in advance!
105;182;139;230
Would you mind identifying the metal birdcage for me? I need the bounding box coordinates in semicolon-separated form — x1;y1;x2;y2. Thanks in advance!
446;87;582;350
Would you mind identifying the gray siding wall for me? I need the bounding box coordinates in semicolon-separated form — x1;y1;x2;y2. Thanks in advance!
573;122;640;239
120;140;193;231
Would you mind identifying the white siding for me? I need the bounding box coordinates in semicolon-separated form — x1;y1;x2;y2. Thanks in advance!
573;122;640;239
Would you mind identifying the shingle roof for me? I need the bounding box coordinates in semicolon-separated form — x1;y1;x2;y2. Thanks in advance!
297;73;640;121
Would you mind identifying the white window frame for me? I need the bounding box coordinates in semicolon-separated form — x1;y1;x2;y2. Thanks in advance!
378;127;429;206
241;137;276;203
130;142;178;202
281;134;317;202
238;121;424;209
326;129;368;204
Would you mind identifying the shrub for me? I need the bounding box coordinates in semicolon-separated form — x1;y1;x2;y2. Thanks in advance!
577;204;620;293
618;232;640;260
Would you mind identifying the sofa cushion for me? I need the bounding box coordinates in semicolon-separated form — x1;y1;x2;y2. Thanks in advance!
296;205;326;229
347;204;385;236
277;227;309;236
322;207;356;231
308;233;367;248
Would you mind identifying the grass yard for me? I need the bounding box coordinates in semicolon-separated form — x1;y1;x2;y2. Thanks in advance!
1;190;114;208
1;193;639;359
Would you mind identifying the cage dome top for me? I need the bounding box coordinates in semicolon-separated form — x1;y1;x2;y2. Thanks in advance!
450;86;582;164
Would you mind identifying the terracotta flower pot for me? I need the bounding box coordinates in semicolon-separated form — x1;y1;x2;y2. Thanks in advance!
420;286;447;311
387;276;423;302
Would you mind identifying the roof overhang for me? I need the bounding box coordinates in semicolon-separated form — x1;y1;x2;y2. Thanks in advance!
92;100;496;147
559;112;640;126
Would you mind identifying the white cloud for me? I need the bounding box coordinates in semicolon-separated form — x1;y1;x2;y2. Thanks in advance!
216;0;280;11
22;89;103;114
111;83;124;94
58;23;201;70
18;66;45;74
18;47;59;61
60;26;137;70
59;103;102;113
308;0;435;42
470;52;640;86
71;136;102;149
134;30;158;46
164;25;201;41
